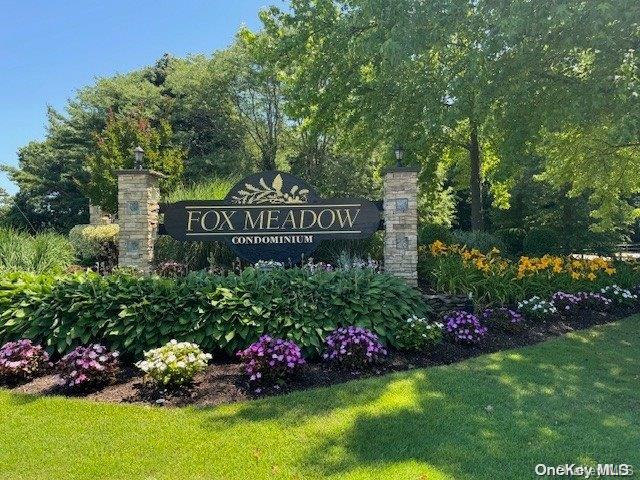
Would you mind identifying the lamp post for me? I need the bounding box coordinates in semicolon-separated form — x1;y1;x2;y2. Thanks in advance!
134;146;144;170
394;145;405;167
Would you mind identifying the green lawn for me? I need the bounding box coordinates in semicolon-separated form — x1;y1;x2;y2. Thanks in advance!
1;319;638;480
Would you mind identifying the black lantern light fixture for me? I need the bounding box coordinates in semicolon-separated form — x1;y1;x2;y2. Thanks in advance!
134;146;144;170
394;144;405;167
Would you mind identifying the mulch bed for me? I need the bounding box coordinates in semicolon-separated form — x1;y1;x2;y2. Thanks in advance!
5;308;637;408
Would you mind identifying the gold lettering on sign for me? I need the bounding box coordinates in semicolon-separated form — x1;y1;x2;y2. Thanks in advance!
244;210;266;230
266;210;280;229
200;210;221;231
299;209;317;229
220;211;236;230
281;210;297;229
187;210;202;232
317;209;336;229
336;208;360;228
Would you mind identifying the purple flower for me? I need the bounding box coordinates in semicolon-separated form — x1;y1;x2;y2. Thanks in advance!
57;344;119;390
237;336;305;387
0;339;50;383
551;291;612;314
322;327;387;368
443;311;487;345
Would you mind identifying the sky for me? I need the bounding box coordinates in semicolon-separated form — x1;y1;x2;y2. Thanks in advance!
0;0;280;194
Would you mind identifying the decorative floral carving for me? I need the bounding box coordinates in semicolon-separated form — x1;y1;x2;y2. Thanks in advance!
231;174;309;205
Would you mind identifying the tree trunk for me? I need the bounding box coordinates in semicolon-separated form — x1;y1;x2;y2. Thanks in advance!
469;124;484;231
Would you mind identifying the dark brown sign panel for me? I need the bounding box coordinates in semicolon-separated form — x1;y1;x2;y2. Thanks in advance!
162;171;381;263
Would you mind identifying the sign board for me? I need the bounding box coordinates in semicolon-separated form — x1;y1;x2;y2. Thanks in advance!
162;171;381;263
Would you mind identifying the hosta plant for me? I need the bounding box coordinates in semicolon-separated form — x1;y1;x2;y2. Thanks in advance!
237;335;305;388
136;340;212;387
155;261;188;278
57;344;119;390
444;311;487;345
551;292;611;314
517;296;557;321
482;308;525;333
395;316;443;351
600;285;639;308
0;339;50;383
323;326;387;368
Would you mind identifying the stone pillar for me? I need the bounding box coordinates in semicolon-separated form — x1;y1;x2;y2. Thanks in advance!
383;167;419;286
89;204;112;225
116;170;165;274
89;204;102;225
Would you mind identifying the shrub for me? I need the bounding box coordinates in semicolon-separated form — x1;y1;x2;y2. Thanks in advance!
521;227;568;256
57;344;119;390
69;224;119;272
163;177;235;203
323;326;387;368
394;316;443;351
0;228;74;274
0;268;428;358
236;335;305;387
69;224;119;259
600;285;639;308
418;223;456;247
481;308;524;333
444;311;487;345
551;291;612;314
517;296;557;321
451;230;506;254
159;178;238;271
136;340;212;387
0;339;50;383
155;261;188;278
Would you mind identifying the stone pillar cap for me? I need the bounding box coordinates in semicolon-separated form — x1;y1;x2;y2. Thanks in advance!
115;169;167;179
382;166;420;175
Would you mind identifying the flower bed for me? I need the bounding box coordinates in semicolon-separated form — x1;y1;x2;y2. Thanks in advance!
6;304;635;407
420;241;640;305
0;267;427;358
2;244;639;407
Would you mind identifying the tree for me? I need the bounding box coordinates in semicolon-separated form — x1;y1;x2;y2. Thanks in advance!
85;114;185;213
1;140;88;232
224;31;285;171
260;0;640;231
163;54;252;179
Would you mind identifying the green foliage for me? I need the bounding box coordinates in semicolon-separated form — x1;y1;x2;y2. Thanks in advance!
68;224;119;265
86;115;185;213
420;241;640;306
0;229;75;274
451;230;507;255
162;54;252;179
490;166;627;256
1;140;89;233
312;232;384;265
162;176;235;203
418;224;457;248
394;316;444;352
261;0;640;232
0;269;429;359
